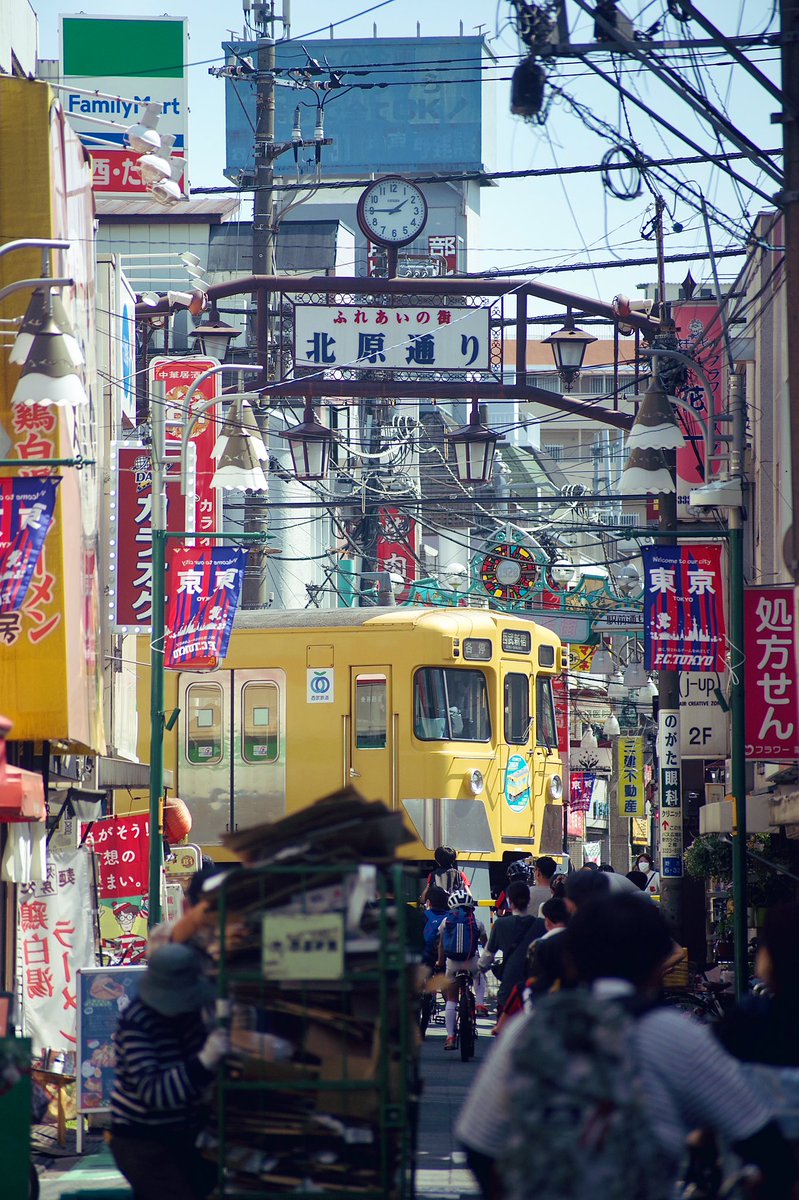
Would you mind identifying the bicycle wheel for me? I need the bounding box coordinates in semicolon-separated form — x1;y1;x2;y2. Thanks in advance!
661;989;717;1022
459;988;475;1061
418;991;434;1039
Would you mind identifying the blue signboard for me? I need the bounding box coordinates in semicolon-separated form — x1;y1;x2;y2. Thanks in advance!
224;37;487;179
76;966;145;1113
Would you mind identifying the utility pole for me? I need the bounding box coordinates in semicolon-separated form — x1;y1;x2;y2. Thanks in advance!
243;0;277;608
781;0;799;580
651;196;684;943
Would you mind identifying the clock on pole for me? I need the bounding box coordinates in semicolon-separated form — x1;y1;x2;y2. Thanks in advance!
357;175;428;277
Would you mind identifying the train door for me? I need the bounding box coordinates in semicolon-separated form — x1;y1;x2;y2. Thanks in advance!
179;672;232;845
231;670;287;832
498;667;536;847
348;668;394;806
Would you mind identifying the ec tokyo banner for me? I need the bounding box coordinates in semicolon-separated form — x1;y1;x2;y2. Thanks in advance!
164;545;248;670
643;544;726;672
0;478;60;612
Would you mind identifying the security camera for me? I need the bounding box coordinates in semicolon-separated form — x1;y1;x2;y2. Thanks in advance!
688;478;743;508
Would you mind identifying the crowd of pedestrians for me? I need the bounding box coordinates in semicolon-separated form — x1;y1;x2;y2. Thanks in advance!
418;848;799;1200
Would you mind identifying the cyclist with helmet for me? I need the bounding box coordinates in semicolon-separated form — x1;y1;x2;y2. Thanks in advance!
493;859;532;917
420;846;472;904
437;889;488;1050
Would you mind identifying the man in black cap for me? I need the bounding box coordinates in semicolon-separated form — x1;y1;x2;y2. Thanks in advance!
109;943;227;1200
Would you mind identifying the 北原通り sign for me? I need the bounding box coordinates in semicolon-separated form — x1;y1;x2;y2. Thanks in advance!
293;304;490;371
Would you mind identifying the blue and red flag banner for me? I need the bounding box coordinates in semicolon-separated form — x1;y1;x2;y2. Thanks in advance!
569;771;595;814
643;544;726;672
164;545;248;670
0;478;60;613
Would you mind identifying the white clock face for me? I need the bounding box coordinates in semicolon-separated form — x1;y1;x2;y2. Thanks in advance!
359;177;427;246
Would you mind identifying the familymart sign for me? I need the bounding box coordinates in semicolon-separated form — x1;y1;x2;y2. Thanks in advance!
59;15;188;197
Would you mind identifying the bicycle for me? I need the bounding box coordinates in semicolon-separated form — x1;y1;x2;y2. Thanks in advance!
418;987;444;1039
662;968;733;1023
452;969;477;1061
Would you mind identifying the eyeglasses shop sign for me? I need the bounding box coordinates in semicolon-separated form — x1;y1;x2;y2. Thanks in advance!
679;672;729;758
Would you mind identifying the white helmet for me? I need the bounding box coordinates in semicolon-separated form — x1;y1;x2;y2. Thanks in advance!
448;888;475;910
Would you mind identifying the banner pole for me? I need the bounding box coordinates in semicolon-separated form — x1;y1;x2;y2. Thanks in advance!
729;513;748;999
148;381;167;931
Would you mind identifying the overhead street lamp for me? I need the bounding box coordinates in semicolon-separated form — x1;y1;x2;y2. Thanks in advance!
543;310;598;392
445;397;500;485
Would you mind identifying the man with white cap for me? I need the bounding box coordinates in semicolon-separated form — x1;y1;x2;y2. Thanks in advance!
109;943;228;1200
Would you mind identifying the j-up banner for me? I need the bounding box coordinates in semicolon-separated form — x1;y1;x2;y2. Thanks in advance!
744;586;799;761
0;478;60;613
643;544;726;672
164;545;248;670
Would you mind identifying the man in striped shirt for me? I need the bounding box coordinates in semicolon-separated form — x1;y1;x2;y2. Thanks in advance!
457;895;797;1200
109;943;227;1200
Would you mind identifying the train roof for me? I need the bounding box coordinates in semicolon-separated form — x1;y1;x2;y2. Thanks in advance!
232;606;560;640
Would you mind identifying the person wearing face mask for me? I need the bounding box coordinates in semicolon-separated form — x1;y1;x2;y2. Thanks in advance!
635;852;660;896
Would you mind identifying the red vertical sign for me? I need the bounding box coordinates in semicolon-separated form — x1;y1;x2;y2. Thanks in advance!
376;507;417;602
672;302;723;518
744;586;799;760
151;356;219;544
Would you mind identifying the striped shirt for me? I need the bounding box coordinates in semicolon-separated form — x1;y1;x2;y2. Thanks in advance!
110;997;213;1139
457;980;775;1174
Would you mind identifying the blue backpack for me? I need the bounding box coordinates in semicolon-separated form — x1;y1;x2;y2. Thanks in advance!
442;907;479;962
422;910;448;963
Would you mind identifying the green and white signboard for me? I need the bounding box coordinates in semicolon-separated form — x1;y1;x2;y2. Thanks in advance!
59;15;188;198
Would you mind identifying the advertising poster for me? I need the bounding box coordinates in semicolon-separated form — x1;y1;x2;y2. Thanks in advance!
19;850;95;1054
164;545;248;670
83;817;150;965
744;586;799;760
643;544;726;671
376;508;417;602
76;966;145;1111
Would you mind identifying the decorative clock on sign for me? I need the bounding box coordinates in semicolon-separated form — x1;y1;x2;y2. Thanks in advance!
357;175;428;247
480;542;538;603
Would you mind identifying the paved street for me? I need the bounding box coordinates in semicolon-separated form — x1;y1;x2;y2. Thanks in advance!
35;1007;493;1198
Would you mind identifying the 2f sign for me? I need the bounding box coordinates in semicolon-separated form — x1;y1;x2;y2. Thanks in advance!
307;669;334;704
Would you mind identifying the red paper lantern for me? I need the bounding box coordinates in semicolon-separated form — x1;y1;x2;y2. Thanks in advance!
164;796;192;843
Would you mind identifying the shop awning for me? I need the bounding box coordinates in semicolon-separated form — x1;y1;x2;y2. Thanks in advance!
0;766;46;823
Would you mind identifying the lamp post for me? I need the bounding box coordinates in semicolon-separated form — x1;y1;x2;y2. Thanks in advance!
543;310;598;392
147;362;264;928
444;397;500;485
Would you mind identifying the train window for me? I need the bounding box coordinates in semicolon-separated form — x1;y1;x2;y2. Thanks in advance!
414;668;491;742
535;675;558;749
504;674;530;745
186;682;223;765
538;644;556;668
241;682;279;763
355;674;387;749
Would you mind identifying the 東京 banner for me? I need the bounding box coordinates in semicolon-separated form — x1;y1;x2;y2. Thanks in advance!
0;478;60;613
744;586;799;761
643;544;726;672
164;545;248;670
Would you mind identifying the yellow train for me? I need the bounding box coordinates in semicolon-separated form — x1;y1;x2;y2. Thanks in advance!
144;607;566;891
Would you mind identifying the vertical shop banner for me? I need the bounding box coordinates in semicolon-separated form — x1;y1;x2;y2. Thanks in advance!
643;544;726;671
673;302;723;518
376;508;417;602
744;586;799;760
657;708;683;877
164;545;248;670
570;771;595;813
19;849;95;1054
0;478;60;613
111;358;220;633
618;735;645;817
84;816;150;964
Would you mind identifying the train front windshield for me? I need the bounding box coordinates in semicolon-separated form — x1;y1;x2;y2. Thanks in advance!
413;668;491;741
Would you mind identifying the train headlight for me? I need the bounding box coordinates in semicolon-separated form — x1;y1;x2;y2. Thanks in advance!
548;773;564;801
467;769;485;796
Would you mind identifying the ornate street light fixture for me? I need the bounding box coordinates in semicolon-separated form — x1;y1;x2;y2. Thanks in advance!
189;306;241;361
625;375;685;453
542;310;597;392
445;398;499;485
211;396;269;491
280;398;335;481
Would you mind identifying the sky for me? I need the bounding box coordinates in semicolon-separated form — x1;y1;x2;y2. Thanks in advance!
31;1;781;309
